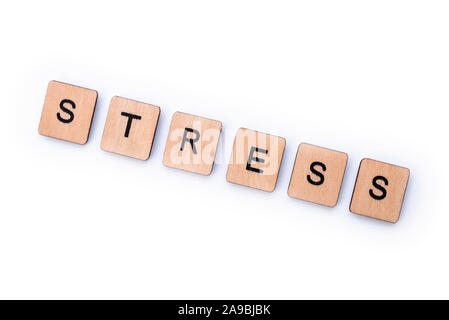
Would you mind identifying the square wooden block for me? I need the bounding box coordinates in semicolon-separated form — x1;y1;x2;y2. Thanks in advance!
350;159;410;223
288;143;348;207
162;112;222;175
226;128;286;192
38;80;98;144
100;96;160;160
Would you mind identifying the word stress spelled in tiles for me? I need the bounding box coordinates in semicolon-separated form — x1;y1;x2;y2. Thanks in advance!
38;81;98;144
226;128;286;192
288;143;348;207
163;112;222;175
38;80;412;224
101;96;160;160
350;159;410;223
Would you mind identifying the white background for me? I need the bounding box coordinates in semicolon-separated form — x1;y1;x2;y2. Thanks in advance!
1;1;448;299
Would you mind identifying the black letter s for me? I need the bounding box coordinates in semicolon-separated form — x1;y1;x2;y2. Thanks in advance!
369;176;388;200
57;99;75;123
307;161;326;186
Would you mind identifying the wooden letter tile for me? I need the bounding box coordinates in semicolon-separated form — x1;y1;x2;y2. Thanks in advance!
38;80;98;144
162;112;222;175
350;159;410;223
226;128;286;192
288;143;348;207
101;96;160;160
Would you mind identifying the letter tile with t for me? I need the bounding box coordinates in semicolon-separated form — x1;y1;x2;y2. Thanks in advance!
162;112;222;175
38;80;98;144
226;128;286;192
350;159;410;223
100;96;160;160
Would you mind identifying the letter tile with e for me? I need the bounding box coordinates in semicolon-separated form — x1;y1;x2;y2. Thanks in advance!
162;112;222;175
38;80;98;144
288;143;348;207
350;159;410;223
101;96;160;160
226;128;286;192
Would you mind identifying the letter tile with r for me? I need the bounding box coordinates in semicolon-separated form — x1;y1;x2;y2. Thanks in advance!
162;112;222;175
